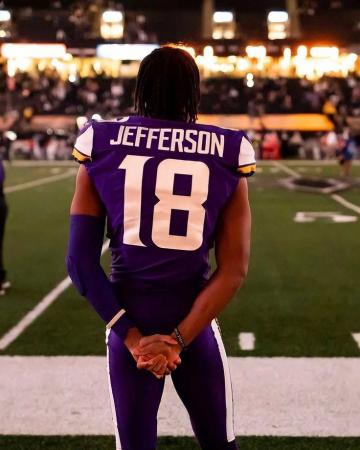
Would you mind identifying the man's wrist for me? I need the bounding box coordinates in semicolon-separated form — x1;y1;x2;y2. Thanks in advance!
171;328;187;352
124;327;142;352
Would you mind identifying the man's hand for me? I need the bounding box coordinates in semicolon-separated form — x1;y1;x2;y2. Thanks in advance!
134;334;182;373
124;329;181;379
136;353;168;379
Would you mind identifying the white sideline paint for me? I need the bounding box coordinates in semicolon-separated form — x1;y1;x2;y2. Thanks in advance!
5;169;76;194
0;356;359;437
0;241;110;351
274;162;360;215
351;333;360;349
272;161;300;178
238;332;255;351
331;194;360;215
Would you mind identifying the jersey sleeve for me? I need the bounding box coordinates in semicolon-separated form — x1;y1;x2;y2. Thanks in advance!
237;134;256;177
72;121;94;163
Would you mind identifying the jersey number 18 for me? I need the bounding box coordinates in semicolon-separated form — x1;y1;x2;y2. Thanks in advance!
119;155;210;251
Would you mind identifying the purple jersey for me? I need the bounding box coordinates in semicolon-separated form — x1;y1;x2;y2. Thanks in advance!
73;116;255;286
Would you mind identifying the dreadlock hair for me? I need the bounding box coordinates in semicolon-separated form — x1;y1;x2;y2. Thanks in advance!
134;45;200;123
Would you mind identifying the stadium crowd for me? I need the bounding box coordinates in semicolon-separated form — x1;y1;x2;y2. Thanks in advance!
1;66;360;122
0;65;359;162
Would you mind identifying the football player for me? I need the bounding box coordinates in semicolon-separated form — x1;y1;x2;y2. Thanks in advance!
67;46;255;450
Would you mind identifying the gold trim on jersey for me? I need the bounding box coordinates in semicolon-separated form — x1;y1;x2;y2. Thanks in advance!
237;163;256;174
72;148;91;163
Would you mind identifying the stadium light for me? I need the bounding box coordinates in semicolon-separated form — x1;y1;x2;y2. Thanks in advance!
101;9;124;39
0;10;11;22
283;47;292;60
246;46;266;59
97;44;159;61
1;44;66;59
310;46;339;58
102;10;123;24
267;11;289;23
297;45;308;58
213;11;233;23
212;10;235;39
267;10;289;40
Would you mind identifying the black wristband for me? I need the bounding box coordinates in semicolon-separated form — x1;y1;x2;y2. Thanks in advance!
173;327;187;351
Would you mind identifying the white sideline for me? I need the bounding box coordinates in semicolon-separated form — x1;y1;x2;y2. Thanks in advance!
0;356;359;437
0;240;110;351
238;332;255;351
272;161;300;178
351;333;360;349
274;161;360;214
5;169;76;194
331;194;360;215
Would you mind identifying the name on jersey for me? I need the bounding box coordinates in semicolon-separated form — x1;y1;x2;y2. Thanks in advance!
110;125;224;157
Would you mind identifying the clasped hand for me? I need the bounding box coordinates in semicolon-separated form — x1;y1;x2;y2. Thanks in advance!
132;334;182;379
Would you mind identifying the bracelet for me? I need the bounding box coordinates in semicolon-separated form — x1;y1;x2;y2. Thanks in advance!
173;327;187;351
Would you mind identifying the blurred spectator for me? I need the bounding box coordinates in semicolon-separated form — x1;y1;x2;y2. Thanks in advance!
0;64;360;162
261;132;281;159
337;135;359;176
2;65;360;123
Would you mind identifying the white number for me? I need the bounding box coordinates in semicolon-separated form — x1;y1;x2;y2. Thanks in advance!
119;155;210;250
119;155;151;246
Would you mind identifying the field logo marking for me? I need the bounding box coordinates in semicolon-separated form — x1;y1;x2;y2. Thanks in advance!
294;211;358;223
238;332;255;351
5;169;76;194
274;162;360;215
0;240;110;351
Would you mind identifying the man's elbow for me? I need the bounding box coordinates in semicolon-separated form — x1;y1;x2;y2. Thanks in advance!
233;266;248;289
223;264;248;292
66;253;86;296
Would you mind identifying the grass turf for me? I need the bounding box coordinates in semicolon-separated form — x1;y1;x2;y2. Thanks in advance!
4;165;71;187
1;436;360;450
1;162;360;448
3;163;360;357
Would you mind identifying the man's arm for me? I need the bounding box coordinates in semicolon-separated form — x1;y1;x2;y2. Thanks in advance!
68;166;142;349
139;177;251;350
67;166;179;376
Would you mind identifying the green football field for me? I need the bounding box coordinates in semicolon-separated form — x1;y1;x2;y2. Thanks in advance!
0;160;359;449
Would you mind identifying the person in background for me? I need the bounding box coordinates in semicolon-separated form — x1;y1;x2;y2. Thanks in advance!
338;134;358;177
0;156;9;296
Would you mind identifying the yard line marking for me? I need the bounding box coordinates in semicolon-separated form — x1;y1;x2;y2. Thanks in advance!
0;240;110;351
274;162;360;215
238;332;255;351
5;169;76;194
272;161;300;177
331;194;360;215
351;333;360;349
